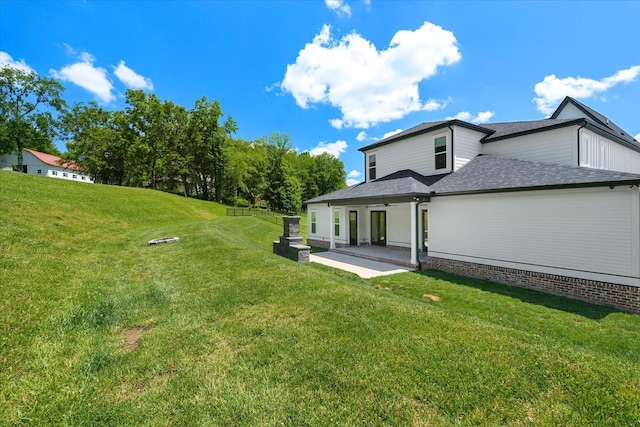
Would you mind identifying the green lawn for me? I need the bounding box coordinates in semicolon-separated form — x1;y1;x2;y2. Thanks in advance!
1;171;639;426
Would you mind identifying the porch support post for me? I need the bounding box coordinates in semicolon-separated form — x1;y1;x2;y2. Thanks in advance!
410;201;418;266
329;204;335;249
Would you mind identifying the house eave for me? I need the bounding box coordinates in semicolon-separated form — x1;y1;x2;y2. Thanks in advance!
432;179;640;197
305;193;431;206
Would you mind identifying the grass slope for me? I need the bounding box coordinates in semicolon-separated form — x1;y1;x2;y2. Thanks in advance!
1;171;639;426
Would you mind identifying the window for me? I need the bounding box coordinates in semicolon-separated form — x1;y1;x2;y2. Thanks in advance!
434;135;447;170
72;174;77;179
599;142;607;169
580;137;590;167
51;170;58;176
82;176;86;181
37;169;42;174
63;172;68;178
368;154;377;180
334;210;340;236
311;211;317;234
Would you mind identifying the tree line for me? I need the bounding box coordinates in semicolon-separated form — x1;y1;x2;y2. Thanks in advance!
0;67;346;212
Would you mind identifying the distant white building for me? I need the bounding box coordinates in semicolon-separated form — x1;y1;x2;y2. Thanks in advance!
0;148;94;183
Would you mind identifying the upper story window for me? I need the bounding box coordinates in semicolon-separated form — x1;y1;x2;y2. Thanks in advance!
368;153;377;180
580;136;591;167
599;142;607;169
434;135;447;170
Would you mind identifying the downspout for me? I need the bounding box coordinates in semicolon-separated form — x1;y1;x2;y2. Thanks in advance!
414;197;427;266
576;121;587;166
449;125;455;172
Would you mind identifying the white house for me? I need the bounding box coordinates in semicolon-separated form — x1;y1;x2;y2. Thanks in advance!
0;148;94;183
305;97;640;313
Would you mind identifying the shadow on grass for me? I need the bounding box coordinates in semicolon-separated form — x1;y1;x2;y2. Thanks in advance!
412;269;619;320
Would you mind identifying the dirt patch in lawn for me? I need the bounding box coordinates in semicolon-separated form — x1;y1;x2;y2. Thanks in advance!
423;294;441;302
121;327;151;351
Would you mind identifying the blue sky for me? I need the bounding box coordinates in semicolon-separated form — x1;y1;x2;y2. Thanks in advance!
1;0;639;185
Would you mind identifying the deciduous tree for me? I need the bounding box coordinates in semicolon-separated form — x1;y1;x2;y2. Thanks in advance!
0;67;66;166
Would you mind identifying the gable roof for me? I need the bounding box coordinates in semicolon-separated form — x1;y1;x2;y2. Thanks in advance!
304;170;449;205
24;148;83;172
430;155;640;195
552;96;638;146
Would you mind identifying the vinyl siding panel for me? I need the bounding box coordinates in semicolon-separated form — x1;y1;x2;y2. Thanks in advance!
481;126;577;165
363;128;452;180
579;128;640;173
428;187;640;286
384;204;412;248
453;127;485;170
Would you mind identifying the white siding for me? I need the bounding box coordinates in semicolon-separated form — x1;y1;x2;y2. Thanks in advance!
454;127;485;171
363;128;453;180
579;128;640;174
481;126;577;166
553;102;586;120
428;187;640;286
383;204;412;248
307;203;331;245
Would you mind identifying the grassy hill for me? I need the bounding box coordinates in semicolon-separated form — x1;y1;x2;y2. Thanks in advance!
1;170;639;426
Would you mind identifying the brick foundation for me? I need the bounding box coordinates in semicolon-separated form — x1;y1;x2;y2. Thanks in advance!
424;257;640;314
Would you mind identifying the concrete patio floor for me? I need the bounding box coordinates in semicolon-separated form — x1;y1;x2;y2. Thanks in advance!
309;245;426;279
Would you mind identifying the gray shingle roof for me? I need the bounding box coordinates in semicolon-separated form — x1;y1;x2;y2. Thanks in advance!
304;170;449;204
480;118;580;142
430;155;640;195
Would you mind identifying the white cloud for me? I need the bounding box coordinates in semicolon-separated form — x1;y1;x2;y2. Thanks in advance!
635;133;640;141
325;0;351;16
114;60;154;90
533;65;640;115
281;21;460;129
309;140;348;157
446;110;495;124
0;51;35;73
346;169;362;186
382;128;403;139
50;51;115;103
356;131;368;141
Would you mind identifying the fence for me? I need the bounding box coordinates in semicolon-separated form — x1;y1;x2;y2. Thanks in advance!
226;207;284;226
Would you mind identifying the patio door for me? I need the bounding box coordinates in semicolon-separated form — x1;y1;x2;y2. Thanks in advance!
349;211;358;246
371;211;386;246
